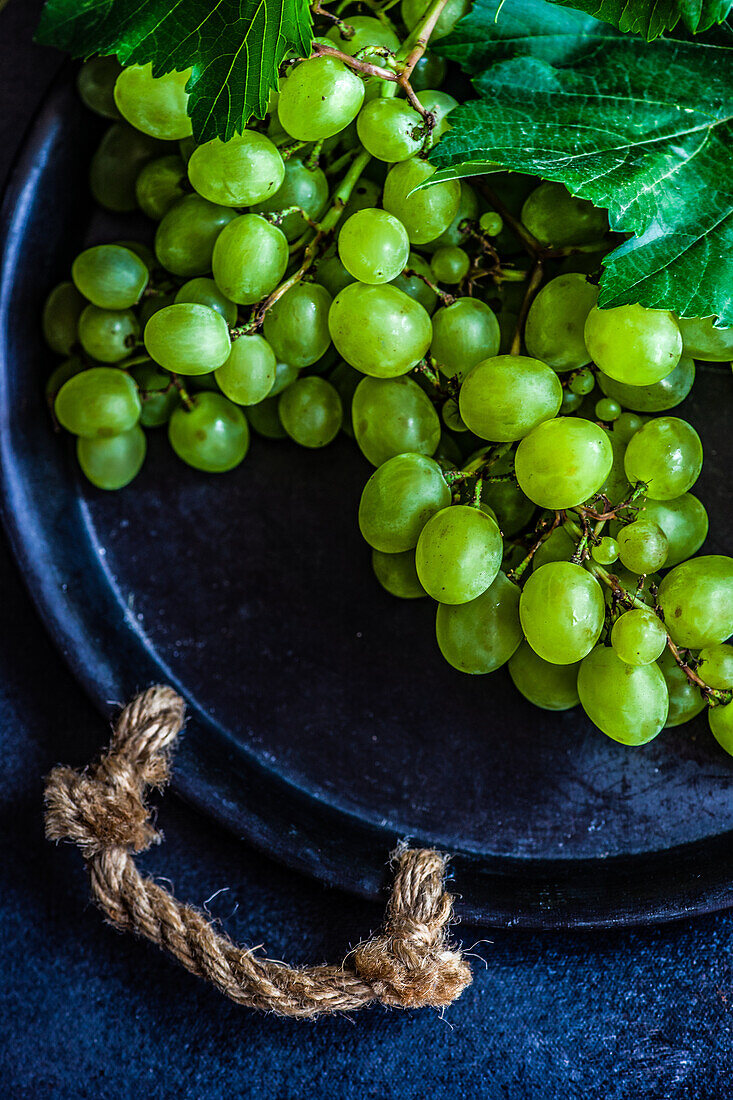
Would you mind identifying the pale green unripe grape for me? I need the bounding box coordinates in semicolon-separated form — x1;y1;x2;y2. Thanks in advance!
91;123;167;212
611;609;667;667
358;453;451;552
481;452;535;537
459;355;562;442
410;51;447;92
215;336;276;406
657;556;733;649
401;0;471;40
638;494;708;568
436;571;522;674
251;159;329;242
390;253;437;314
585;304;682;386
144;303;231;375
212;215;288;305
326;15;400;54
415;90;457;147
338;209;410;285
569;367;595;396
677;315;733;361
430;298;500;381
169;392;249;472
508;643;581;711
598;428;630;505
479;211;503;237
422;182;478;253
72;245;148;311
532;526;576;571
329;283;432;378
524;274;598;373
42;281;86;355
616;519;668;574
263;283;332;368
278;377;342;448
247;395;287;439
520;562;605;665
278;57;364;141
577;645;668;745
174;278;237;326
155;195;237;277
656;648;707;727
77;56;122;119
595;397;621;422
114;63;192;140
698;644;733;688
383;160;461;246
441;398;466;432
268;360;300;397
415;505;502;604
521;182;608;248
188;132;285;207
351;375;441;467
614;412;644;445
78;305;139;363
55;367;141;438
623;416;702;500
134;154;187;220
597;356;695;412
314;254;356;298
356;99;424;162
77;424;147;490
430;247;469;285
592;536;619;565
130;363;180;427
515;418;613;509
371;549;425;599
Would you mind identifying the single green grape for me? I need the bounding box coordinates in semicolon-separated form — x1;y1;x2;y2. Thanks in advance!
596;398;621;421
561;391;583;414
459;355;562;442
577;645;668;745
416;90;458;147
520;561;605;664
168;392;249;472
358;453;451;552
351;375;440;467
421;182;478;253
637;494;708;568
521;182;608;247
155;194;237;277
401;0;471;40
55;367;141;438
212;215;288;305
410;51;447;92
278;376;342;447
435;571;522;674
314;253;356;299
42;281;86;355
524;273;599;372
383;159;461;246
508;642;580;710
114;63;192;140
614;412;644;445
356;98;425;162
480;451;535;536
144;303;231;375
570;367;595;396
371;548;425;599
623;416;702;500
135;155;188;220
90;123;166;212
611;609;667;667
415;504;502;604
698;644;733;688
709;700;733;754
656;647;707;727
430;247;469;285
130;362;180;427
442;397;466;432
78;305;139;363
188;132;285;207
592;536;619;565
616;519;668;573
251;158;329;242
263;282;333;368
430;298;500;381
278;57;364;141
174;278;237;326
77;424;147;490
329;283;432;378
597;356;695;412
532;526;577;571
338;209;410;285
584;304;682;386
72;245;149;311
389;252;437;314
657;556;733;649
677;315;733;361
515;418;613;509
215;336;276;406
268;361;300;398
326;15;400;54
77;56;122;119
479;211;503;237
246;395;287;439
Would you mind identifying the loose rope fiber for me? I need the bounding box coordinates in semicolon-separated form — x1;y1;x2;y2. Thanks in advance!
44;686;472;1017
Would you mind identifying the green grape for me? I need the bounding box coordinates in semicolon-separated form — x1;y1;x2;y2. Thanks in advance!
42;281;86;355
174;278;237;326
677;315;733;361
358;453;451;552
480;452;535;537
114;63;192;140
72;245;148;310
251;158;329;242
410;51;447;92
371;548;425;599
401;0;471;40
459;355;562;442
269;360;300;397
595;398;621;421
77;424;146;490
389;252;437;314
430;247;469;285
351;375;440;466
278;57;365;141
611;609;667;667
430;298;500;381
338;209;410;285
169;392;250;472
508;643;580;710
135;155;188;220
46;357;85;405
436;571;522;674
383;159;461;246
532;526;577;571
521;182;608;247
155;194;237;277
188;132;285;207
577;645;668;745
422;181;478;253
246;395;287;439
515;418;613;509
55;367;141;438
561;391;583;414
570;367;595;396
416;504;502;604
144;303;231;375
356;98;425;162
416;90;457;147
328;361;361;437
212;215;288;305
614;412;644;444
130;362;180;427
657;556;733;649
278;377;342;448
709;700;733;754
263;283;332;368
597;356;695;412
656;648;706;727
114;240;156;270
698;644;733;687
442;397;466;432
78;305;139;363
326;15;400;54
637;494;708;568
592;536;619;566
598;428;630;504
520;561;605;664
77;56;122;119
329;283;432;378
584;304;682;386
139;290;176;328
479;211;503;237
616;519;668;574
90;123;166;212
623;416;702;500
215;336;276;406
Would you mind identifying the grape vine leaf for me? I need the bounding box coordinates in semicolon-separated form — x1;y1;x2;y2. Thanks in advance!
432;0;733;323
551;0;732;42
36;0;313;143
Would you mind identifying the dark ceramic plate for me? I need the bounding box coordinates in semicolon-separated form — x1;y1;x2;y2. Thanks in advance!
2;71;733;928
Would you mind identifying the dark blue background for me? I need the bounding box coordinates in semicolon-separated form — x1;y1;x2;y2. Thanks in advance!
2;5;733;1096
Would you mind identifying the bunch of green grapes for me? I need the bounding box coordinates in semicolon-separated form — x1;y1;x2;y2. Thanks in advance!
43;4;733;751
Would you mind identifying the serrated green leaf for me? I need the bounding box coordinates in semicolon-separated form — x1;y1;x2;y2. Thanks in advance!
550;0;731;40
36;0;313;143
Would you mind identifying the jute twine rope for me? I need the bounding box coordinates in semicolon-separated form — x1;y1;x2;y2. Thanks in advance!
44;685;472;1017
